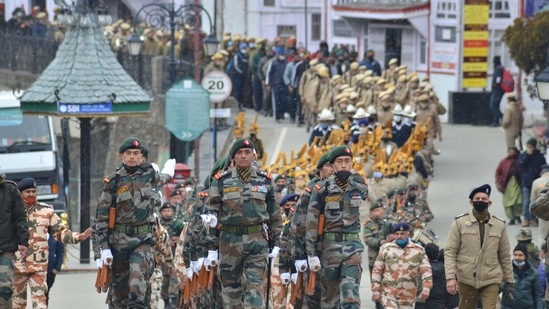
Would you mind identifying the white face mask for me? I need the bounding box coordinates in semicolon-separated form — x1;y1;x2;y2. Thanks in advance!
393;115;402;122
403;118;412;125
278;55;286;61
240;49;248;54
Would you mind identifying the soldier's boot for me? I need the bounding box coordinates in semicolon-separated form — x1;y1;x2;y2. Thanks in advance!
163;298;170;308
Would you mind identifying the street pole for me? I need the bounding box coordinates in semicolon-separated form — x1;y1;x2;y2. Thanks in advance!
79;117;91;263
213;102;218;162
193;0;201;180
305;0;308;52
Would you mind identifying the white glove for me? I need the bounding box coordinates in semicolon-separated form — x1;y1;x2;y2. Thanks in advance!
186;267;193;280
295;259;308;272
206;250;218;267
190;260;200;275
268;246;280;259
200;214;218;228
196;258;204;274
291;273;298;285
308;256;321;272
96;259;103;269
101;249;113;266
280;272;291;285
161;158;176;177
151;162;160;172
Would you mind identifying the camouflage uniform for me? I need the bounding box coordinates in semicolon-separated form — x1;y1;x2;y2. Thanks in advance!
13;202;81;309
393;200;434;231
160;214;184;306
363;217;393;273
207;167;283;309
290;178;321;308
149;214;173;309
306;174;368;309
0;179;29;309
371;240;433;308
96;162;171;308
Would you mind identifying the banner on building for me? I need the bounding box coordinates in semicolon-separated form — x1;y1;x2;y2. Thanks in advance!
462;0;489;89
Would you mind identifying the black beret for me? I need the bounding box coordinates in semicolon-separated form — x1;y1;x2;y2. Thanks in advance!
229;138;255;158
407;183;418;191
392;222;410;233
159;202;175;212
118;137;143;153
468;184;491;200
142;146;149;159
17;178;37;192
316;152;331;169
279;194;299;206
170;189;182;197
329;145;353;163
274;174;286;182
370;198;384;211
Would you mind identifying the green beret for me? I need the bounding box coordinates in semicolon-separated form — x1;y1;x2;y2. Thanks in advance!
174;183;183;191
170;189;182;197
118;137;143;153
159;202;175;211
184;178;193;186
397;188;407;195
274;174;286;183
142;146;149;159
370;198;384;211
407;183;418;191
229;138;255;158
388;189;398;198
329;145;353;163
316;152;331;169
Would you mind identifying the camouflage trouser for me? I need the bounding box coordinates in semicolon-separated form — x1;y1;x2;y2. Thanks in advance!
319;240;363;309
0;253;14;309
268;261;289;309
218;231;268;309
110;233;154;309
12;270;47;309
149;267;163;308
161;263;179;301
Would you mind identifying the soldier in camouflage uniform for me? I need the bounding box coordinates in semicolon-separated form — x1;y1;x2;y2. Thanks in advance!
95;137;175;308
371;222;433;309
206;138;283;309
149;213;173;309
13;178;92;309
306;146;368;309
277;193;300;309
290;152;333;308
517;228;541;269
0;173;29;309
159;203;184;308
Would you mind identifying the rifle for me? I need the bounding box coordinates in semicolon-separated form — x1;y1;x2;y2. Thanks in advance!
198;259;208;293
307;183;328;296
289;272;303;304
263;223;273;309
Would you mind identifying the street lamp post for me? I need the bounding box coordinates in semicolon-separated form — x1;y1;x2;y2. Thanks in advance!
534;46;549;156
129;0;219;165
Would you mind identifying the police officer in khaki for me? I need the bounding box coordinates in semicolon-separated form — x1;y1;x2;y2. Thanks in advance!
444;184;514;309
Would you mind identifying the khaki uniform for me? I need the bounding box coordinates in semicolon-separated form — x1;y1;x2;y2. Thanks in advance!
359;88;374;108
501;101;523;148
304;76;320;128
377;108;393;127
531;172;549;247
142;37;158;56
444;212;513;294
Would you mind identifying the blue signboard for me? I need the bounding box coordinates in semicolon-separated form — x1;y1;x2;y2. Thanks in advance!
58;101;113;114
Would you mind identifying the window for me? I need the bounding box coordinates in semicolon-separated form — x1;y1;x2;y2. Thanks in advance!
436;1;457;19
277;25;296;39
435;26;456;43
489;0;511;18
264;0;275;7
488;30;510;71
311;14;321;41
419;39;426;65
333;20;354;38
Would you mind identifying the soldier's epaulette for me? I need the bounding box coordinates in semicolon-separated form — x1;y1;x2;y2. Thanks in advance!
3;180;17;187
257;171;272;179
493;215;506;223
104;172;117;183
214;170;231;180
305;186;312;193
455;213;468;219
314;184;322;191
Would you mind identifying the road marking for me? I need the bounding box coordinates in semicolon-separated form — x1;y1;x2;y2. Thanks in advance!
270;127;288;165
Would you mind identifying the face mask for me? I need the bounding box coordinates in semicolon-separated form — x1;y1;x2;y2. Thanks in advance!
395;237;409;248
367;56;374;61
513;260;525;267
335;170;351;182
382;137;390;143
283;208;290;216
249;43;256;49
278;56;285;61
373;171;383;179
408;193;416;203
123;164;139;174
277;184;285;192
368;117;375;123
472;201;489;212
403;118;412;126
23;195;37;205
393;115;402;122
240;49;248;54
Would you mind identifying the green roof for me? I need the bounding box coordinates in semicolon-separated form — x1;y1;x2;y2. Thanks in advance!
19;11;150;117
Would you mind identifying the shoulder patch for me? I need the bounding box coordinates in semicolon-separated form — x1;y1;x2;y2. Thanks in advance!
305;186;312;193
257;171;272;179
493;215;506;223
215;170;231;180
104;172;117;183
314;184;322;190
4;180;17;187
455;213;468;219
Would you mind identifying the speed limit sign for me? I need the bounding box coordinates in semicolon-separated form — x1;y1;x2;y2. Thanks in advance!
201;71;233;103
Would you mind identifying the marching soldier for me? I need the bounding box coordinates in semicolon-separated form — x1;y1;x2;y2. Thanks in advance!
95;137;175;308
13;178;92;309
149;213;173;309
205;138;283;308
159;203;184;308
371;222;433;308
277;193;300;309
306;146;368;309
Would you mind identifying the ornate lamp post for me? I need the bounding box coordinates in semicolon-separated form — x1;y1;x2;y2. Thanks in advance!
129;1;219;164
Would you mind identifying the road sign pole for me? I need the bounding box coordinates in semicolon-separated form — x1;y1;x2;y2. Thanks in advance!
213;101;218;162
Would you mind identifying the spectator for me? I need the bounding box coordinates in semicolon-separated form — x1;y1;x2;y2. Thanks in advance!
495;146;522;224
519;138;546;227
266;46;289;123
226;42;249;110
537;242;546;296
32;12;48;38
359;50;382;76
516;227;541;269
500;243;543;309
7;7;24;34
45;235;64;306
501;93;524;148
489;56;505;127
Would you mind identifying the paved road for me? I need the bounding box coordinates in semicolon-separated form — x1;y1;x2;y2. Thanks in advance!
43;111;538;308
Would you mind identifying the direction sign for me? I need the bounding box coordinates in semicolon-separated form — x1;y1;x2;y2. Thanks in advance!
201;71;233;103
165;79;210;142
210;108;231;118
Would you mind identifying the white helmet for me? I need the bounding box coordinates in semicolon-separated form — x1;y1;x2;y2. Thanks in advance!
353;107;369;119
317;109;335;121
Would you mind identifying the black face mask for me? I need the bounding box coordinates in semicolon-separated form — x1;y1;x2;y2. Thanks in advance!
276;185;285;192
408;193;416;203
335;170;351;182
382;137;390;143
367;56;374;61
472;201;489;212
123;164;139;174
283;208;290;216
368;117;375;123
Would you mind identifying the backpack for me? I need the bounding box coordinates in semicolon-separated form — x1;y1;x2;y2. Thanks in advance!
530;180;549;221
501;67;515;93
